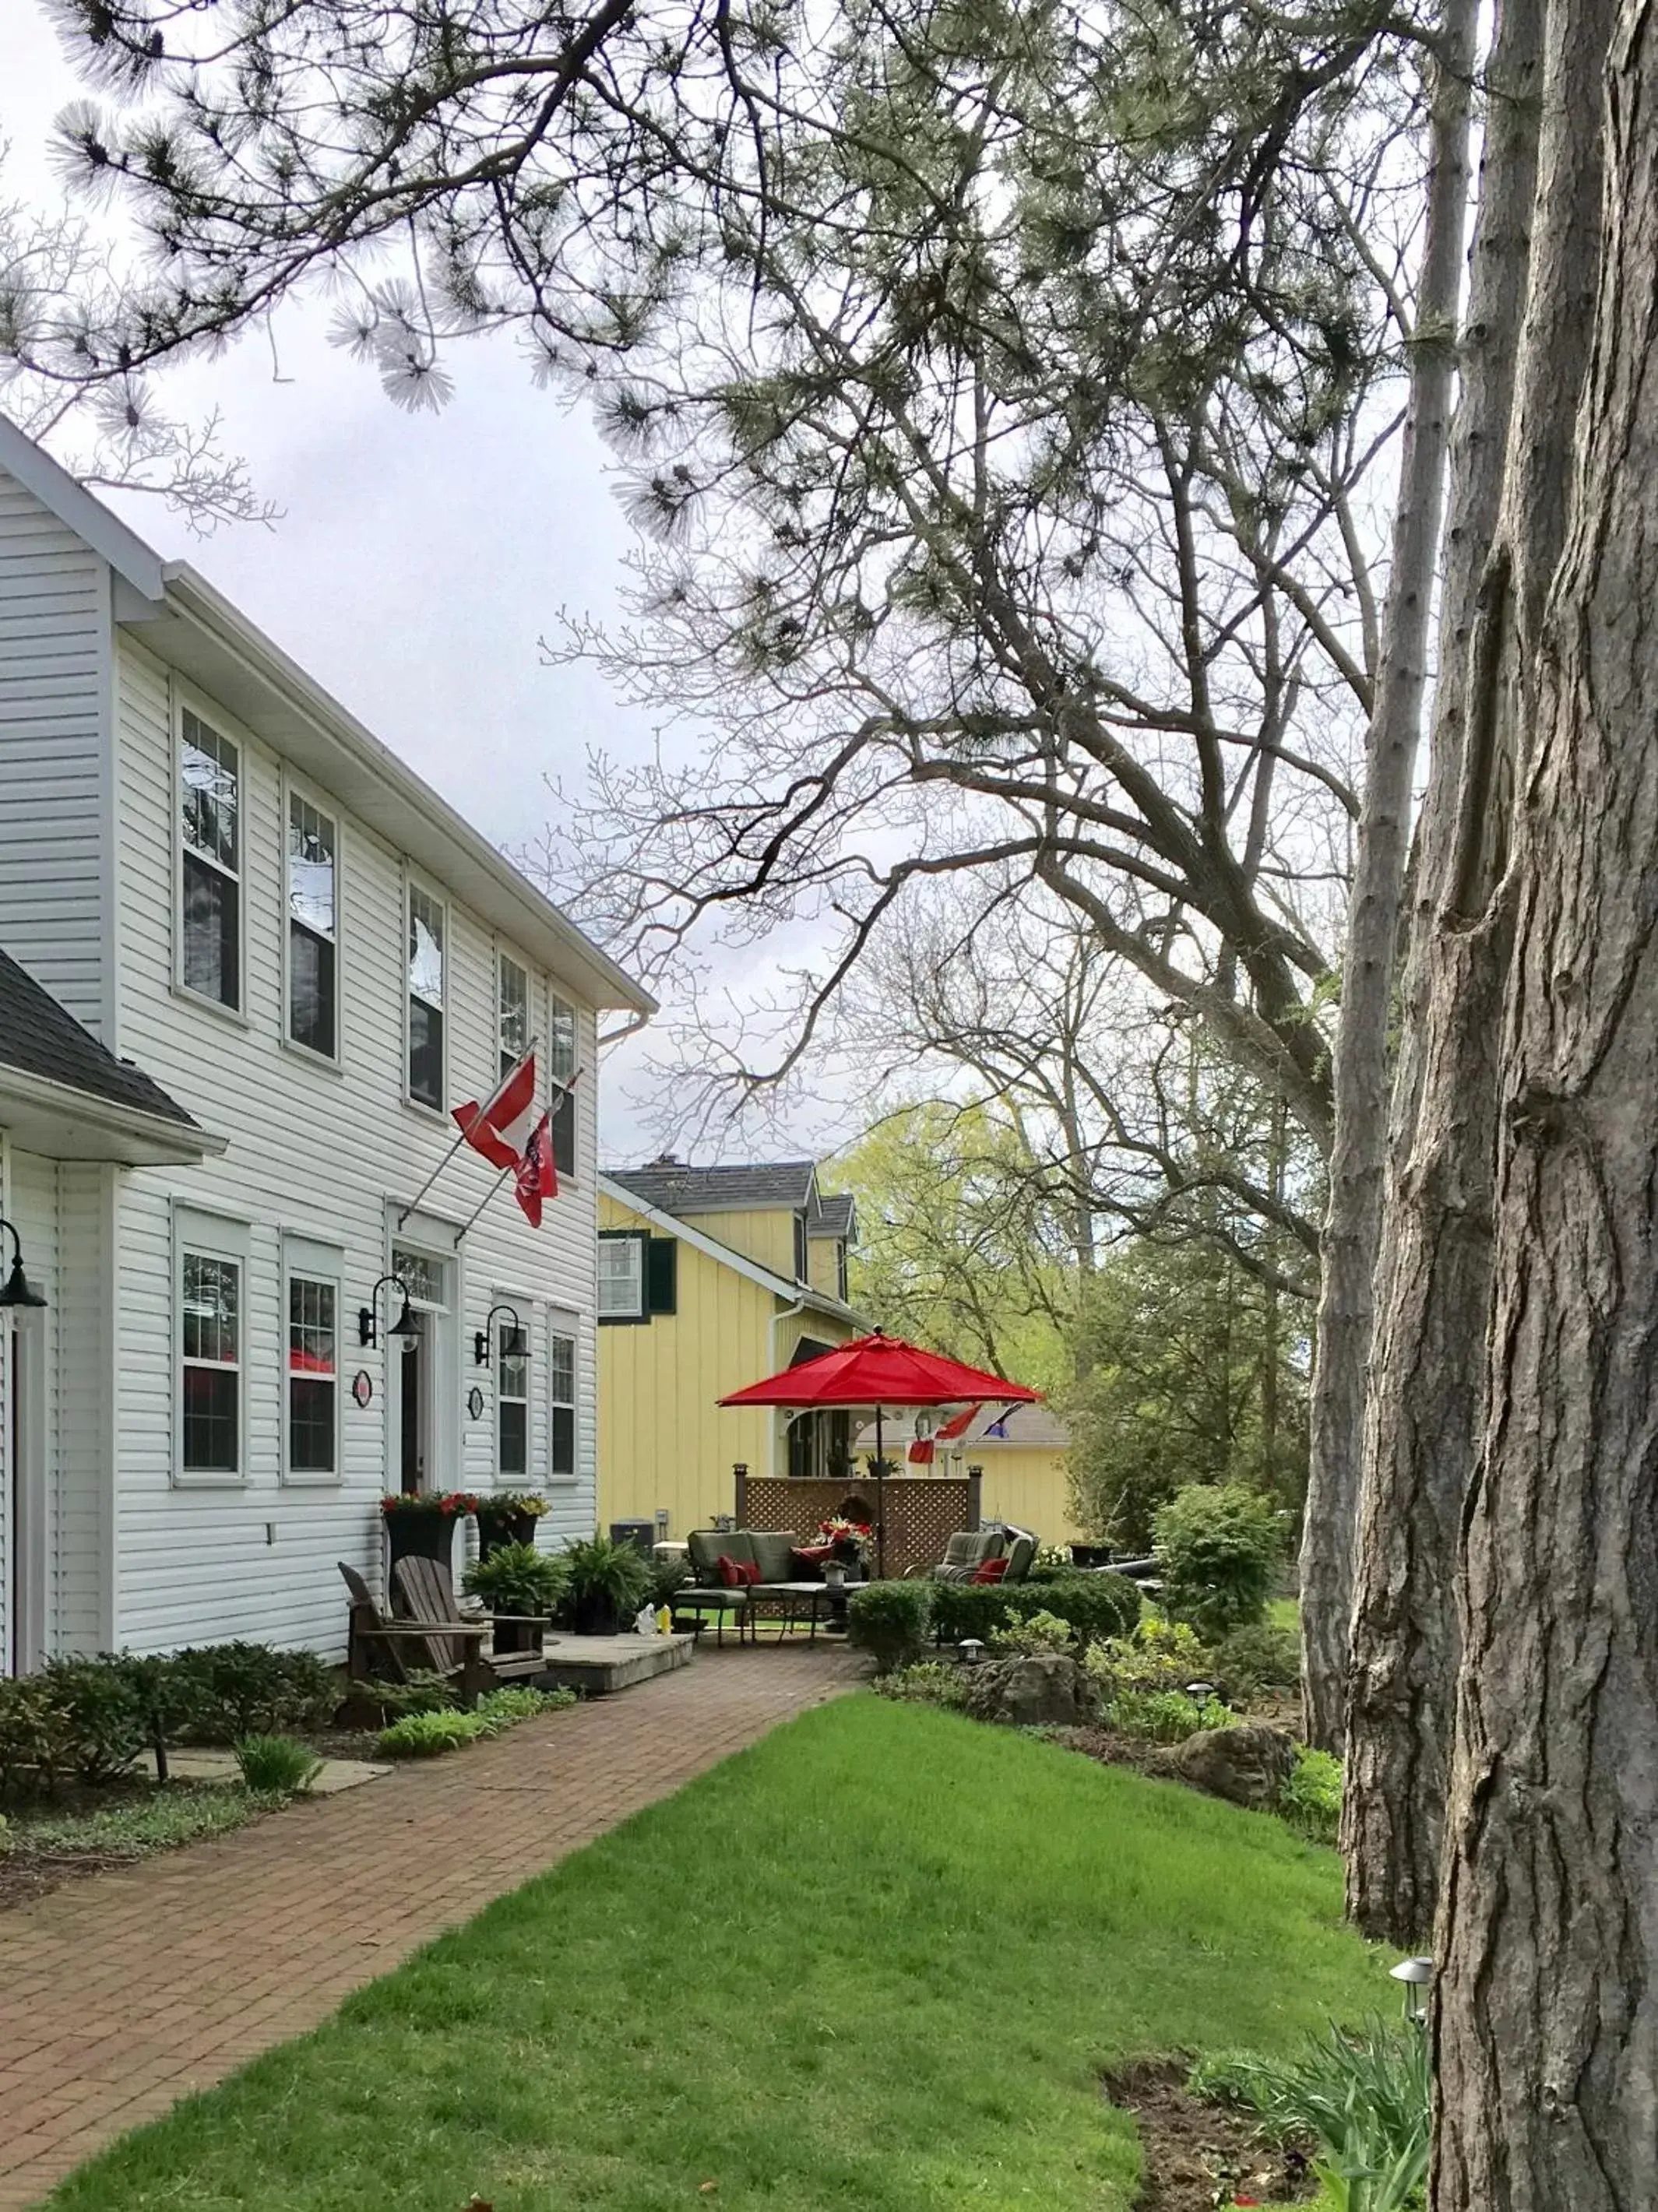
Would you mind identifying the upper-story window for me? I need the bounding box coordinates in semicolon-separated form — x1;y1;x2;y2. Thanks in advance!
407;883;445;1110
179;709;240;1011
287;793;337;1059
837;1242;849;1302
498;952;530;1079
549;993;577;1178
794;1212;809;1283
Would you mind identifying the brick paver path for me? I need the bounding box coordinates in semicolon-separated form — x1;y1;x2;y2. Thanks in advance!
0;1643;860;2210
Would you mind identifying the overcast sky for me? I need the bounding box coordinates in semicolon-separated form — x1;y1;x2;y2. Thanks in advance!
5;5;816;1166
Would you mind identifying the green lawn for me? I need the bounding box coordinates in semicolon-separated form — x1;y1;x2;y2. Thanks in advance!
48;1697;1380;2212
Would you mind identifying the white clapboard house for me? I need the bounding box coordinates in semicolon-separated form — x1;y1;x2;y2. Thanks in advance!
0;416;653;1671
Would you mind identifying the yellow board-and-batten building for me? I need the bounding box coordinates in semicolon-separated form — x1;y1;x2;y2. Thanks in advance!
597;1159;869;1538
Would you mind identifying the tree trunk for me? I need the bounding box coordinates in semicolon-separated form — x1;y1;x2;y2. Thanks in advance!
1341;0;1545;1943
1432;5;1658;2198
1300;7;1477;1751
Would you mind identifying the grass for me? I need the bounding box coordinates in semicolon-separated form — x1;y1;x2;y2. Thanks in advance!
5;1784;271;1859
44;1697;1382;2212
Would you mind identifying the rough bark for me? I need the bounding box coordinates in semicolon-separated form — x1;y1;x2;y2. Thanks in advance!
1432;4;1658;2198
1300;5;1477;1752
1340;0;1544;1943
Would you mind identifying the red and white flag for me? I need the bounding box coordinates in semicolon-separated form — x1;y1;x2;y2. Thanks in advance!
515;1112;554;1228
452;1051;541;1175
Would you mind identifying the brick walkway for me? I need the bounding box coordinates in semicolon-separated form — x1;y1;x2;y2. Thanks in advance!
0;1642;861;2210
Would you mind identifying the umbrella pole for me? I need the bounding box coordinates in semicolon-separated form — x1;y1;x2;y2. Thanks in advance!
876;1406;885;1577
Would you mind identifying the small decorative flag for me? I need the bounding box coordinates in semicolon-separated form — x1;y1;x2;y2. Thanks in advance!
515;1111;554;1228
984;1407;1013;1439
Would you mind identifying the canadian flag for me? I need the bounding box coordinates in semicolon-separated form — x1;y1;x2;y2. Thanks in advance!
452;1051;542;1175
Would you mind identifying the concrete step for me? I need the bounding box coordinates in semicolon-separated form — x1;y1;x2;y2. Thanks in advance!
538;1632;695;1696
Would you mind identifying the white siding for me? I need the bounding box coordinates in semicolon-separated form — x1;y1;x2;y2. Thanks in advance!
0;467;107;1032
54;1162;114;1655
111;634;600;1655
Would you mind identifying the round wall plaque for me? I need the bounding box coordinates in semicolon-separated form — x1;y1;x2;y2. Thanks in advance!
466;1385;486;1421
351;1370;374;1408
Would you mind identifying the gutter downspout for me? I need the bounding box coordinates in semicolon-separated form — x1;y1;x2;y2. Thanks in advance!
767;1291;811;1479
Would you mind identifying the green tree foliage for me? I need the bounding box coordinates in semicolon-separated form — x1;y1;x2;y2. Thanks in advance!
1153;1482;1285;1638
1065;1242;1308;1549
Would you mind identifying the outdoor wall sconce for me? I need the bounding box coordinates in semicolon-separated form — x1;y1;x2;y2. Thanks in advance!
474;1303;526;1366
958;1638;987;1666
1389;1955;1434;2023
0;1218;48;1310
359;1273;419;1349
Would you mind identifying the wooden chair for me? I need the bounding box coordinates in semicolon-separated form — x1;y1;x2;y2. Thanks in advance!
392;1555;551;1685
338;1560;491;1706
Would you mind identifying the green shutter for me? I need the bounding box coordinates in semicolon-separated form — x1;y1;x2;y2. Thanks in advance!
646;1236;678;1314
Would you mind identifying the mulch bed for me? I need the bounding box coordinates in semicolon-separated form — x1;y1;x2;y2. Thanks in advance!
1104;2058;1315;2210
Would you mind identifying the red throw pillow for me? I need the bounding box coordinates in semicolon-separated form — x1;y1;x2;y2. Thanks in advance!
972;1558;1010;1584
716;1554;745;1588
739;1560;763;1586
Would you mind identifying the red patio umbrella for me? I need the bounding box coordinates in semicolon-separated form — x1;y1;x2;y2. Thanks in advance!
718;1331;1040;1573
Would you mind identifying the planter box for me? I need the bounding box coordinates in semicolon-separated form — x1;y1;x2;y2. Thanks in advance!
384;1512;460;1573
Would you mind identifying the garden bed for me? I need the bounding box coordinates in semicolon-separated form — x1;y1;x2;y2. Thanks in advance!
1104;2059;1315;2210
0;1781;280;1913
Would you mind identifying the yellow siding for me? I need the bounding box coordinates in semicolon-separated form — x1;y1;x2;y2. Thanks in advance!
597;1196;857;1535
975;1446;1086;1546
692;1206;798;1278
806;1236;843;1298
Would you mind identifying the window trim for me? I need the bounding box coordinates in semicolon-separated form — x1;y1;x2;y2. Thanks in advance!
173;1205;250;1489
171;684;250;1029
497;943;533;1085
280;772;343;1071
598;1230;648;1324
281;1236;345;1486
495;1301;531;1482
547;1311;579;1483
403;873;449;1117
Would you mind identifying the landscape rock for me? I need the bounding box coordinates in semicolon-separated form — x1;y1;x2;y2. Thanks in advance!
1153;1725;1297;1810
963;1652;1093;1729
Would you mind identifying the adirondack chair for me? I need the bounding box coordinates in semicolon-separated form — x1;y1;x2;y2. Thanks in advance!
392;1555;551;1685
338;1560;491;1706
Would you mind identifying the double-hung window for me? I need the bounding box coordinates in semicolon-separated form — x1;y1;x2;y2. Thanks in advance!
407;883;445;1109
598;1232;646;1321
498;1315;530;1478
287;1273;339;1477
549;1326;576;1479
181;1249;241;1475
498;952;530;1079
549;993;578;1177
179;709;240;1010
287;793;338;1059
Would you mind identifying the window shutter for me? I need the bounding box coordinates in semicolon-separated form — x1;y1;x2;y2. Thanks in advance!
646;1236;678;1315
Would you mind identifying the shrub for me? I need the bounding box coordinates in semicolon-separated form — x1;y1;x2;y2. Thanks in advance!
1153;1484;1283;1639
378;1708;491;1758
38;1656;146;1782
1204;2020;1430;2212
1279;1746;1343;1845
1083;1616;1216;1702
234;1734;322;1795
1214;1619;1303;1700
462;1541;568;1616
558;1534;653;1627
372;1669;459;1718
646;1553;690;1609
477;1685;577;1725
168;1644;337;1741
930;1573;1140;1649
0;1676;77;1795
1101;1687;1237;1743
847;1580;933;1672
872;1660;970;1711
987;1609;1073;1655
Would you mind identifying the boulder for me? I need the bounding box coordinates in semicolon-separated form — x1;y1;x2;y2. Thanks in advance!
1155;1724;1297;1810
963;1652;1092;1729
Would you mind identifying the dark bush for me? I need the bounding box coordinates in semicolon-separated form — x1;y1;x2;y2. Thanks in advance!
1153;1485;1283;1639
930;1574;1140;1649
0;1675;76;1795
1213;1619;1302;1699
165;1643;337;1742
39;1656;147;1781
847;1580;933;1672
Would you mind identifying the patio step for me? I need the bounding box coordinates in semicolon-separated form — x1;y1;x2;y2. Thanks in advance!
538;1632;695;1696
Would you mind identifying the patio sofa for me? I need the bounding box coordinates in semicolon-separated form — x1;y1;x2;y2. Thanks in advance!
910;1528;1037;1583
675;1528;834;1644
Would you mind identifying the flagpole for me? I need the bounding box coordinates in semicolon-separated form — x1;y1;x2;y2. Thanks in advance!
396;1038;539;1229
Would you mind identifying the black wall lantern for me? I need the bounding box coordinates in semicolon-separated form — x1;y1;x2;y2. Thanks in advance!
0;1218;47;1310
359;1272;420;1349
474;1303;526;1366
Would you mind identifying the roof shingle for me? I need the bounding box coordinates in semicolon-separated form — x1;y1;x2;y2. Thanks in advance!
607;1159;819;1217
0;948;199;1128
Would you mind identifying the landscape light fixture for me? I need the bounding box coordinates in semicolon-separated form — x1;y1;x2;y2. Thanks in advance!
359;1273;419;1349
958;1638;987;1667
1389;1955;1434;2024
474;1303;526;1367
0;1218;47;1310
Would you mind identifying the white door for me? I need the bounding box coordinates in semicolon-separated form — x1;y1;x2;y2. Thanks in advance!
1;1316;46;1675
389;1246;454;1496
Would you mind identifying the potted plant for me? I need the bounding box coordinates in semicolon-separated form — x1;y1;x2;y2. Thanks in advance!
475;1492;550;1560
380;1492;480;1572
559;1533;653;1636
817;1515;874;1585
462;1542;568;1655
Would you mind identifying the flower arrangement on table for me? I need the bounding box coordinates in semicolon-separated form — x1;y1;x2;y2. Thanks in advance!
818;1515;875;1566
379;1491;482;1517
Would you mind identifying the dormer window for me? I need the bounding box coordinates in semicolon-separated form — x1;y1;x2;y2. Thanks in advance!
794;1212;808;1283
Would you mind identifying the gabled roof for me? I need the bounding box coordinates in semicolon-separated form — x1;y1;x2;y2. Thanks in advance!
811;1192;856;1240
0;948;222;1163
597;1172;868;1330
607;1159;820;1217
0;413;653;1018
855;1401;1068;1451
